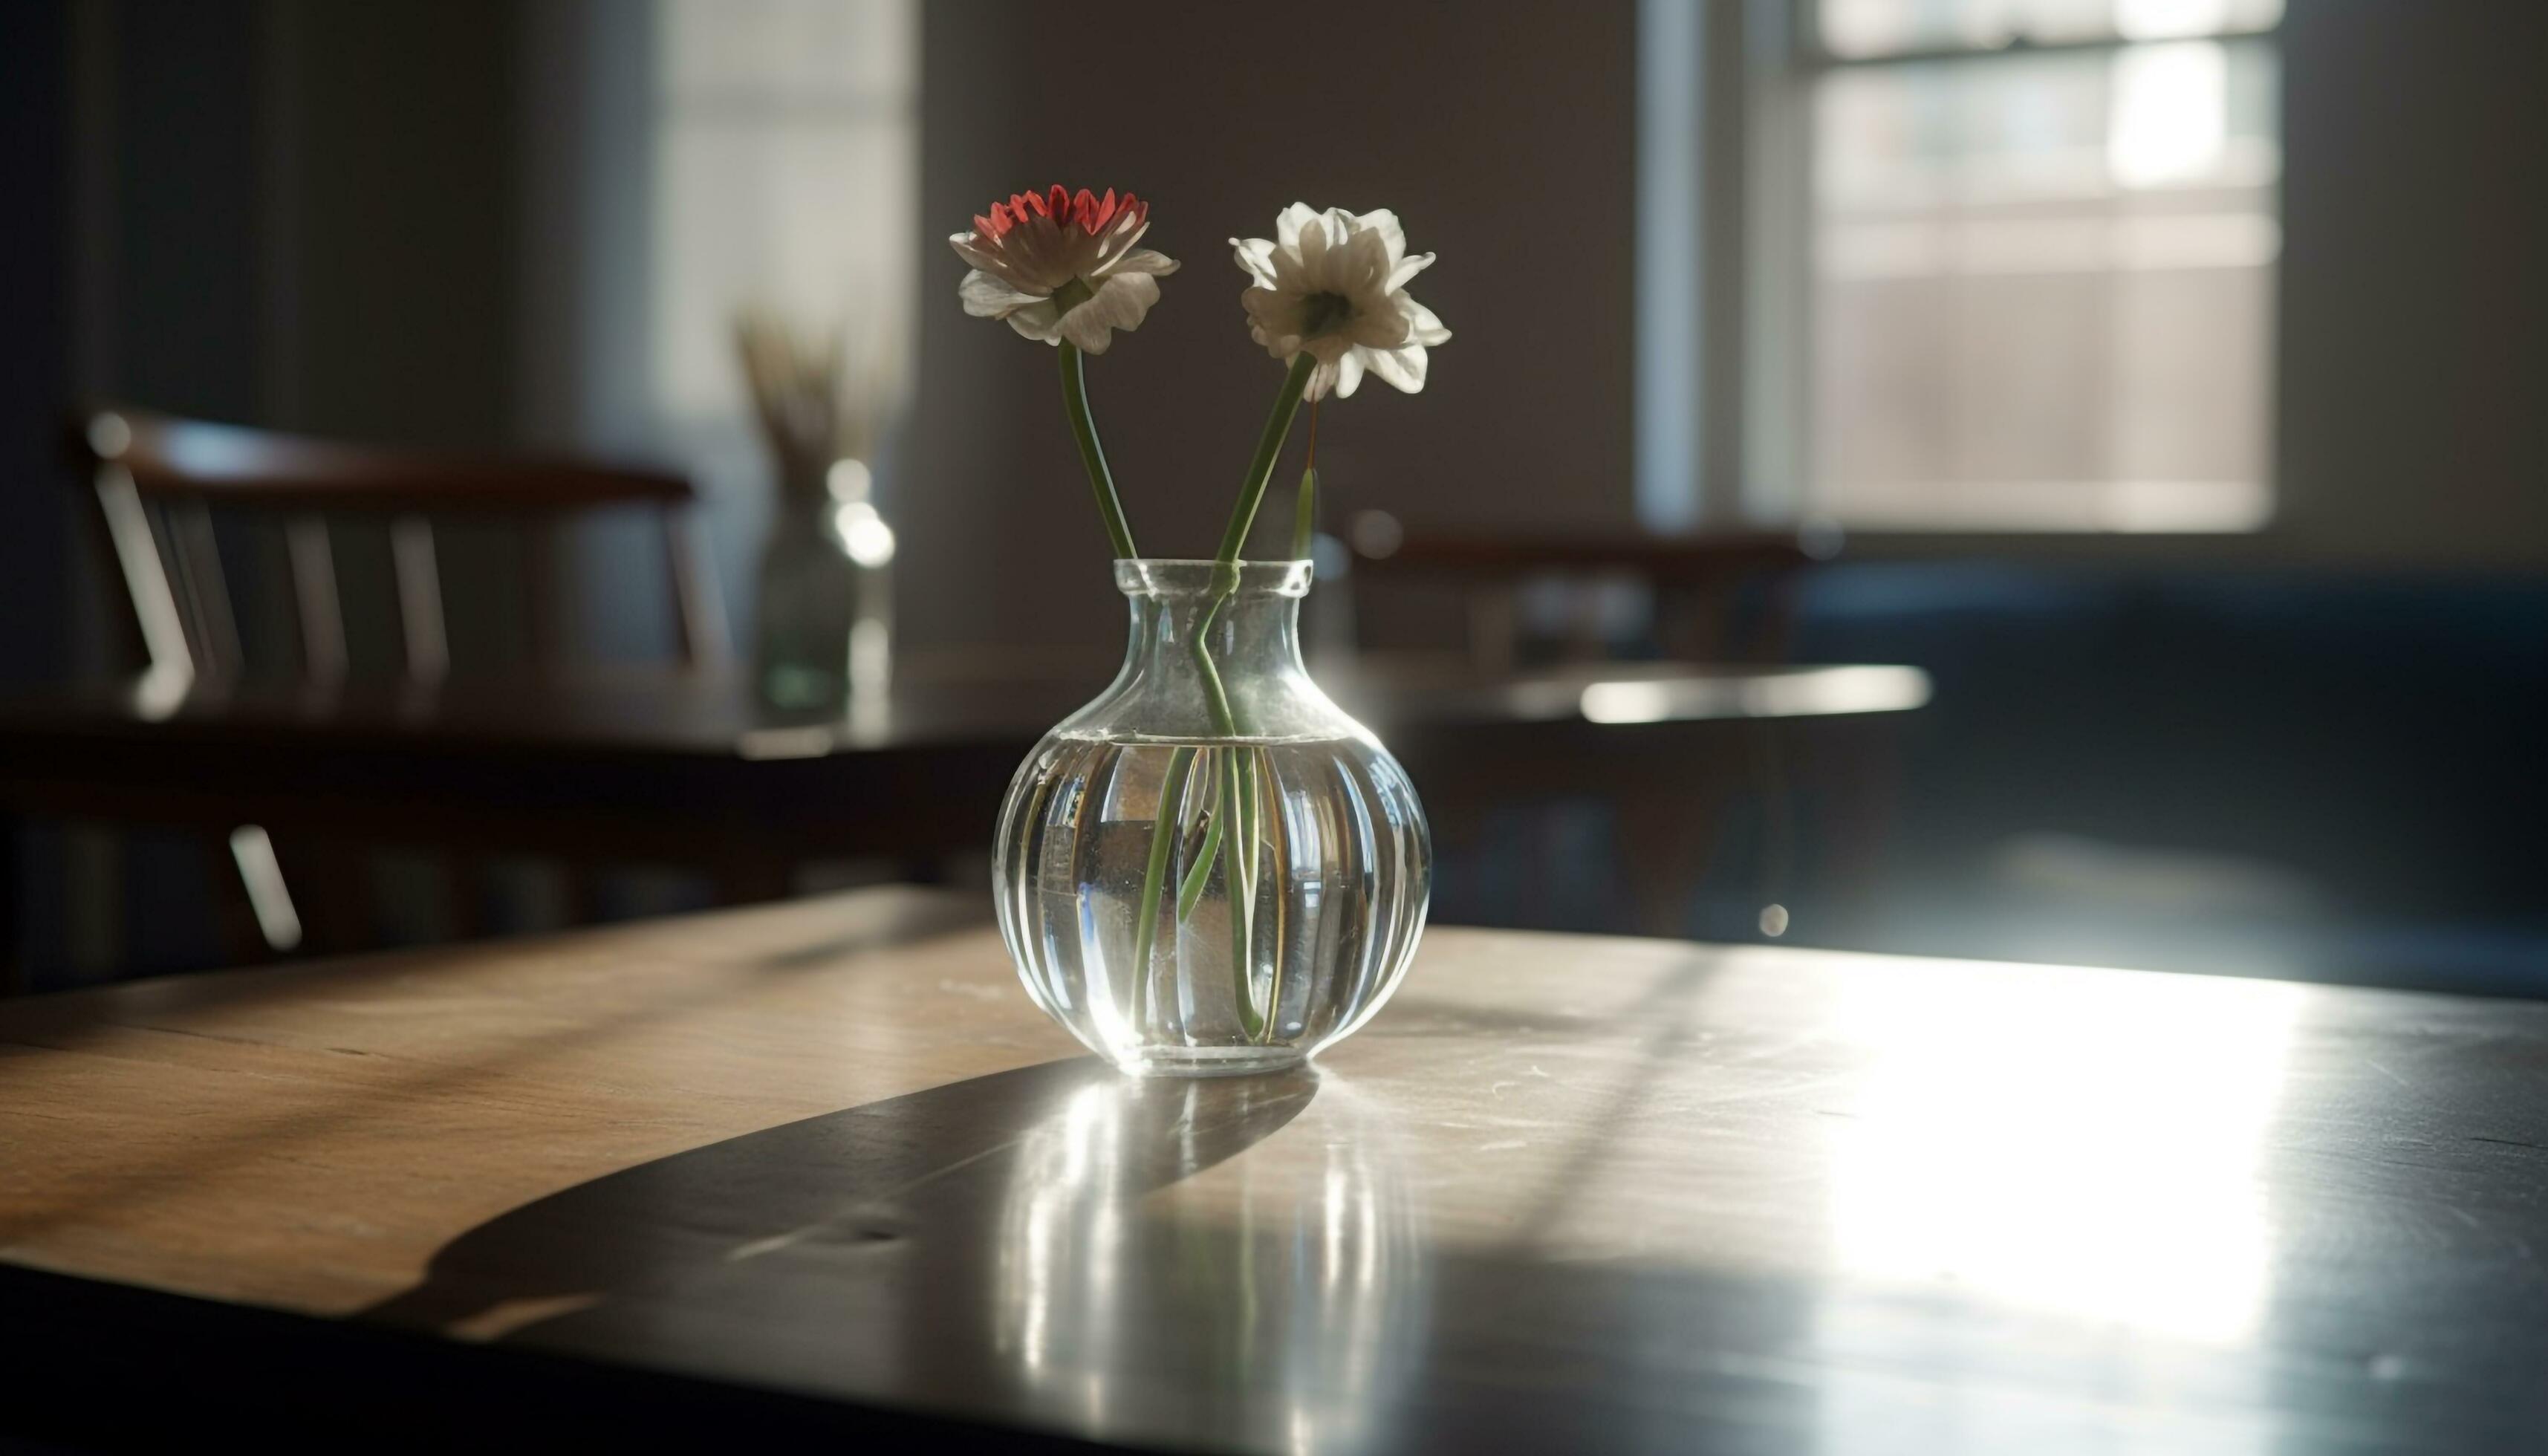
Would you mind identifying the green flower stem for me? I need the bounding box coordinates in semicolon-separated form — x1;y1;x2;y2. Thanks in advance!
1128;743;1197;1026
1184;352;1319;747
1221;746;1264;1041
1127;354;1317;1044
1291;465;1319;562
1200;357;1315;1037
1215;354;1320;566
1058;337;1139;561
1175;785;1223;920
1237;747;1265;1035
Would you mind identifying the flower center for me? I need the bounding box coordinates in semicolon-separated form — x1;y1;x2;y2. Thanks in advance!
1300;291;1356;339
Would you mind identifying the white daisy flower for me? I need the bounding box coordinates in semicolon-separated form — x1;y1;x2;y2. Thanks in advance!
1231;204;1451;401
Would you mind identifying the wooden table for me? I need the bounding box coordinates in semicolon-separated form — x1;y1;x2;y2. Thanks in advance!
4;888;2545;1452
0;661;1926;972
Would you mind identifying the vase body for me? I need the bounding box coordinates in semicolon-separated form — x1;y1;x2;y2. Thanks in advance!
994;559;1431;1077
753;476;893;712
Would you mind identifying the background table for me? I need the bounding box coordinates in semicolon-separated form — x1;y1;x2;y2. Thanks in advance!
0;660;1927;977
3;888;2545;1452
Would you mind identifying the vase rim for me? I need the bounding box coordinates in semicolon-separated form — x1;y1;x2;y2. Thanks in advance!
1113;558;1313;599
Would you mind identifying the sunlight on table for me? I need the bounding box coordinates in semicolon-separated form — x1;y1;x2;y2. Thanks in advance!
1826;966;2301;1344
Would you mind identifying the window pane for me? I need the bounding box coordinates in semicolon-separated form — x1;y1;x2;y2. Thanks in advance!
649;0;918;426
662;0;914;103
1820;0;2283;60
1807;40;2278;530
652;120;916;422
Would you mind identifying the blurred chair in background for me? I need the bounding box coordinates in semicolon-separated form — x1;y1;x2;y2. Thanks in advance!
1341;522;1897;939
68;403;729;962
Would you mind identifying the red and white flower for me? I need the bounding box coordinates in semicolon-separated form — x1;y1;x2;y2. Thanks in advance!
949;186;1179;354
1232;204;1451;401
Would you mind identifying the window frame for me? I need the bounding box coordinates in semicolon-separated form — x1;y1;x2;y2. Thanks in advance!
1676;0;2289;539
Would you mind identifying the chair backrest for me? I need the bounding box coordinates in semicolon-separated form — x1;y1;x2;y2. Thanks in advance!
71;403;729;687
1348;525;1829;670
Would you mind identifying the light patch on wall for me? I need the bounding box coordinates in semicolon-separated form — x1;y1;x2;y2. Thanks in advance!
649;0;918;429
2110;41;2229;188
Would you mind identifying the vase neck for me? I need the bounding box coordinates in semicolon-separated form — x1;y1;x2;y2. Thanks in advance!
1123;576;1304;675
1059;559;1357;744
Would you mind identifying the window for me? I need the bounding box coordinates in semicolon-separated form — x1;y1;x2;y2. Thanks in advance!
651;0;917;432
641;0;917;643
1639;0;2283;533
522;0;916;663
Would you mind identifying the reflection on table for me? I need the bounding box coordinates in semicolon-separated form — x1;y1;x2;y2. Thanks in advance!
6;888;2544;1451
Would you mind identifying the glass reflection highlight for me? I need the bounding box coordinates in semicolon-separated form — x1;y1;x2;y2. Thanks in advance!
995;1073;1422;1455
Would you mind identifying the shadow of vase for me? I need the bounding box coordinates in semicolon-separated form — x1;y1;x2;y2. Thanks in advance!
363;1059;1327;1419
364;1055;1429;1449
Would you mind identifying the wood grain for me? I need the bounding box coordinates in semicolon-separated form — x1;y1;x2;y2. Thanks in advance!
0;889;1018;1311
7;888;2548;1452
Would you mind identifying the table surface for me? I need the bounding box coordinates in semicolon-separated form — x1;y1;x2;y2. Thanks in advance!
0;660;1927;966
0;657;1931;758
4;890;2546;1452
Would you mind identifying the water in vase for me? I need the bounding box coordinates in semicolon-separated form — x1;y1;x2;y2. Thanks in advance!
995;731;1431;1077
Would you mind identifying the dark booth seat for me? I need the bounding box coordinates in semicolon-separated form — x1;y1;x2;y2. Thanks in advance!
1780;562;2548;996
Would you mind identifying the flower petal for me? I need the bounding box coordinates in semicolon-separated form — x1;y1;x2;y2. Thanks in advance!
1298;210;1336;285
1091;206;1153;271
959;268;1045;319
1105;247;1181;277
1333;349;1366;399
1229;237;1281;287
1344;290;1413;350
1400;296;1452;346
1241;286;1305;353
949;231;1004;273
1363;342;1429;393
1302;356;1342;403
1354;208;1406;267
1386;250;1435;291
1275;203;1320;256
1005;298;1063;344
1057;271;1161;354
1342;224;1394;296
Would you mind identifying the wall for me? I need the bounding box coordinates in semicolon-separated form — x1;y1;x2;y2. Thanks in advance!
903;0;1643;652
20;0;2548;678
264;0;521;445
901;1;2548;662
2275;2;2548;565
56;0;536;680
0;1;74;688
65;0;518;449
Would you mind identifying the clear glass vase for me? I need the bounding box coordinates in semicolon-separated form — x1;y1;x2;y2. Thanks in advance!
994;559;1431;1077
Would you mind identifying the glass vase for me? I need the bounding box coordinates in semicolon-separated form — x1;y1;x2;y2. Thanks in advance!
753;467;894;712
993;559;1431;1077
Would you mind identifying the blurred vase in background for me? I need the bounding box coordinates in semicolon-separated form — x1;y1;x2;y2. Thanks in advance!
736;311;903;711
755;458;894;711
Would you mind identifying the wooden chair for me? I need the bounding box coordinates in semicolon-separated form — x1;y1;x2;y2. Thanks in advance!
68;403;732;963
76;404;727;689
1341;524;1870;938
